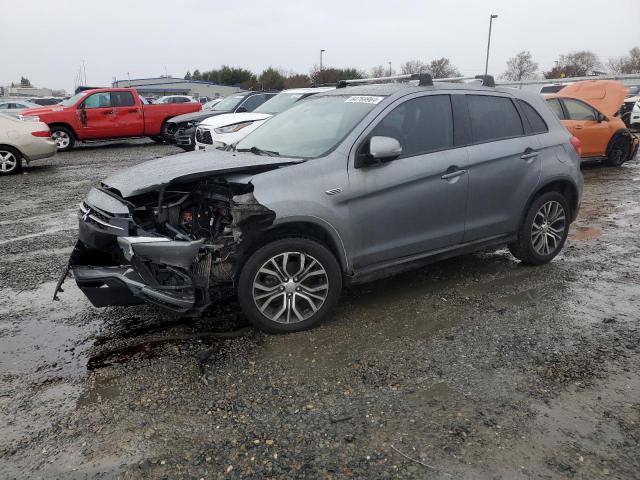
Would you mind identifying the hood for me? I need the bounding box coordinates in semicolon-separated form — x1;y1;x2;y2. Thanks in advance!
556;80;627;117
199;112;272;128
167;110;227;124
20;105;66;116
103;149;302;198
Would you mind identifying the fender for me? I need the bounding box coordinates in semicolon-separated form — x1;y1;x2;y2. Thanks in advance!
521;175;581;223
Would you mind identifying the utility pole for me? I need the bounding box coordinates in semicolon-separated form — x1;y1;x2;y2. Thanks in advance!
320;49;325;72
484;14;498;76
388;62;392;76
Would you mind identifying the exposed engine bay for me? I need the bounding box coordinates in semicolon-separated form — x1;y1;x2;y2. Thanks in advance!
61;176;275;315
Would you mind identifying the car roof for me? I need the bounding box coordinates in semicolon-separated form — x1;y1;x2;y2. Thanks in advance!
314;81;516;99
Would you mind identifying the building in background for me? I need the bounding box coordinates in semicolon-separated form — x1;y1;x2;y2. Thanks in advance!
1;86;67;98
112;76;242;100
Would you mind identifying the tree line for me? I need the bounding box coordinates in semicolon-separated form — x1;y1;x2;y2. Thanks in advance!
502;47;640;81
183;57;464;90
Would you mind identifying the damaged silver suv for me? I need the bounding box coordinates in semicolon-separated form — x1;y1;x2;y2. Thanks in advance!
56;74;583;333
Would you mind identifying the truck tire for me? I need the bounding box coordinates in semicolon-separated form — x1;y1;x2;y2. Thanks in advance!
0;146;22;175
237;238;342;333
50;126;75;152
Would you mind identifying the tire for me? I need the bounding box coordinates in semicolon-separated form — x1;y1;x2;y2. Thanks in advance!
50;126;75;152
149;136;165;144
508;192;570;265
604;137;630;167
0;146;22;175
237;238;342;333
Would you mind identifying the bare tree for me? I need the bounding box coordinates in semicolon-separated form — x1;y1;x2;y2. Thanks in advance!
608;47;640;74
501;51;538;81
544;50;601;79
428;58;460;79
400;60;428;75
370;65;389;78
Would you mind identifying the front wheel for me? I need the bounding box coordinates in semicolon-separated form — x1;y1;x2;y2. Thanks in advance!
237;238;342;333
50;126;75;151
508;192;570;265
604;137;630;167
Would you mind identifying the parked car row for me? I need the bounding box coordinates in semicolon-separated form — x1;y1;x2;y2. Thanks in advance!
56;74;587;334
161;91;278;150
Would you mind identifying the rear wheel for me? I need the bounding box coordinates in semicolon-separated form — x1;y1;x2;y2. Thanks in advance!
508;192;570;265
237;238;342;333
50;126;75;151
604;137;629;167
0;147;22;175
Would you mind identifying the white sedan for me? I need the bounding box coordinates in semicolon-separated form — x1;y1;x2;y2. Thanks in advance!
0;113;56;175
195;87;333;151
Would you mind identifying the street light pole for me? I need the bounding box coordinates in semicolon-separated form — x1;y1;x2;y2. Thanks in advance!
484;14;498;77
320;49;325;72
388;62;392;76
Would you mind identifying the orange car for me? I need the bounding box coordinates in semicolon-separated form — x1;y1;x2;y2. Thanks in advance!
546;80;639;166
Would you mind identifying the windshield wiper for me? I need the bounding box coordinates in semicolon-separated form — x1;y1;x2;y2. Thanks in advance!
237;146;280;157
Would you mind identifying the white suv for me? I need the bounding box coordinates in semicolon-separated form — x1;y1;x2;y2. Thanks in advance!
195;87;333;150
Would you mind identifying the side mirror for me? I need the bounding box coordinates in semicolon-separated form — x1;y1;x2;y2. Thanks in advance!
236;106;248;113
356;136;403;167
596;112;607;123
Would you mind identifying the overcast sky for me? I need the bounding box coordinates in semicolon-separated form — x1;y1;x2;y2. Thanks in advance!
3;0;639;92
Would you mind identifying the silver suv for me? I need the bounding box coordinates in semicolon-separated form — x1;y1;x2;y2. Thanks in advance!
58;75;583;333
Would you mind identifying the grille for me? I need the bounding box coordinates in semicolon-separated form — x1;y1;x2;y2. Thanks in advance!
196;127;213;145
165;122;177;135
79;202;124;231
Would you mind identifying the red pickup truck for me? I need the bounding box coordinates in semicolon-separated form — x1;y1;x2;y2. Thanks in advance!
20;88;201;151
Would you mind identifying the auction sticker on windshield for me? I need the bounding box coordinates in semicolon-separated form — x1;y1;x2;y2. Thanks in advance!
345;96;384;104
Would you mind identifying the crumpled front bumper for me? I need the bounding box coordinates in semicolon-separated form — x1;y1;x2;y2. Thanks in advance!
67;236;205;313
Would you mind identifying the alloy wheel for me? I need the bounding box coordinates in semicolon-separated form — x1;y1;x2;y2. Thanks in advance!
0;150;18;173
51;130;70;149
252;252;329;324
531;200;566;256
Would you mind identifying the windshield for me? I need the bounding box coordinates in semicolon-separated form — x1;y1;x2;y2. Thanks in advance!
60;92;86;107
253;92;307;115
203;99;221;109
236;95;382;159
212;95;245;111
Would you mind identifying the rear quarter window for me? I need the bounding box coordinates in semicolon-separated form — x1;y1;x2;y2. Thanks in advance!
517;100;548;134
467;95;524;143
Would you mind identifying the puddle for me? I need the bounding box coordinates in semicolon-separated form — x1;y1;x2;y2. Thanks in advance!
569;226;602;241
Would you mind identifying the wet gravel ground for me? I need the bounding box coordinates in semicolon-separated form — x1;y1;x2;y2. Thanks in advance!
1;139;639;479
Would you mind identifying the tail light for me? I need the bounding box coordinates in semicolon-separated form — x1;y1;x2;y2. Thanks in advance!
570;136;582;156
31;130;51;137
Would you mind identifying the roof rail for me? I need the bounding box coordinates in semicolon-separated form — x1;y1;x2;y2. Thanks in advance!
335;73;496;89
431;75;496;87
336;73;434;89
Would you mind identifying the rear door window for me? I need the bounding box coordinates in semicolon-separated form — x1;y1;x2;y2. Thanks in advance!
517;100;548;134
545;98;565;120
467;95;524;143
112;91;136;107
370;94;454;157
563;99;597;121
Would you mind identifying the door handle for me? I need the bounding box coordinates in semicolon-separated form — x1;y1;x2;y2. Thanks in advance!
441;169;467;180
574;125;584;130
102;110;115;115
520;150;539;160
127;108;138;113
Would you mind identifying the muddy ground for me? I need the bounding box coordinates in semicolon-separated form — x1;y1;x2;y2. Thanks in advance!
1;140;639;480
